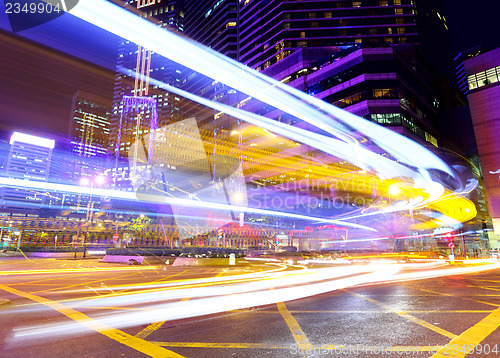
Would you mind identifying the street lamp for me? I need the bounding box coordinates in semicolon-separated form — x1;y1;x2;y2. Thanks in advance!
80;175;106;258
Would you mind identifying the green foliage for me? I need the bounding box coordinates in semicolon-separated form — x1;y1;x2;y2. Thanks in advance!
125;216;152;234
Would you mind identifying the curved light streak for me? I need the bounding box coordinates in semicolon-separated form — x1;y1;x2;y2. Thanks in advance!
70;0;454;202
0;177;375;231
10;262;500;342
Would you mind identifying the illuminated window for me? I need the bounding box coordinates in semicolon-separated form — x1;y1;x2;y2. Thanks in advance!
379;0;388;5
300;31;306;38
353;1;361;7
226;21;237;28
370;113;402;125
309;12;316;18
372;88;394;98
324;11;332;18
311;21;319;28
397;27;405;34
468;66;500;89
394;0;401;5
425;132;438;147
395;8;403;14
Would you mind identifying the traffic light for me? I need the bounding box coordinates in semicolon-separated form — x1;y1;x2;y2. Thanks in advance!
217;228;223;240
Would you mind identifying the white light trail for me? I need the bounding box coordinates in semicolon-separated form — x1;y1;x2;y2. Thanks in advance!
11;262;500;342
69;0;454;205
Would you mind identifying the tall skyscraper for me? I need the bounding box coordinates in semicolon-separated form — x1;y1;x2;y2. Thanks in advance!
109;0;185;190
184;0;238;60
233;0;451;147
69;90;111;176
464;47;500;248
238;0;449;71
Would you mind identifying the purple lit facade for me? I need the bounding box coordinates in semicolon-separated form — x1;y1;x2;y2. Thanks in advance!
464;47;500;247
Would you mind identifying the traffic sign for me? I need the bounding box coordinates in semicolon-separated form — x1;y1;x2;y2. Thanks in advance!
113;233;119;243
448;242;455;249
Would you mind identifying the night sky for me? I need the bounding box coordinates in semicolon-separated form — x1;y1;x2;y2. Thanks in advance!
0;0;499;139
442;0;500;56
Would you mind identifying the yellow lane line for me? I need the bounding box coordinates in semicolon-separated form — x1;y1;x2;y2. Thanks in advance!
135;297;191;339
10;272;90;286
277;301;315;352
0;284;185;358
431;306;500;358
30;271;143;294
80;306;149;311
417;287;500;307
229;309;496;314
152;342;452;353
0;266;161;276
153;341;289;349
345;290;457;339
290;310;495;314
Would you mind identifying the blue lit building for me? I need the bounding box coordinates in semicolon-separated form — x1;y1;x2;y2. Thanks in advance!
0;132;54;213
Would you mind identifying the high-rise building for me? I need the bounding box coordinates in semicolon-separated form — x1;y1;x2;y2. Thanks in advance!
464;47;500;248
0;132;54;213
69;90;111;176
184;0;238;60
109;0;185;190
238;0;449;71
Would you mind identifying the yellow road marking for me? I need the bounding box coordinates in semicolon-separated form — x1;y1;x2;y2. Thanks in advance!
135;297;191;339
80;306;149;311
290;310;495;314
418;287;500;307
152;342;450;352
10;272;90;286
30;271;142;294
154;341;289;349
230;309;496;314
0;284;185;358
277;301;314;352
0;266;161;276
431;306;500;358
345;290;457;339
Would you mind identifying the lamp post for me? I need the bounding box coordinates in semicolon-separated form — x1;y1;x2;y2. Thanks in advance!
80;175;106;258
